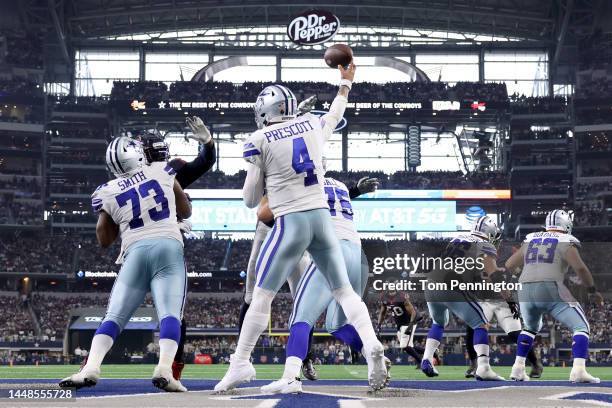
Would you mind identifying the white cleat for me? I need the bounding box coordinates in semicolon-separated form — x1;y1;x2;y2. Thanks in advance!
510;364;530;381
214;354;256;392
366;342;388;391
570;368;601;384
383;356;392;387
152;365;188;392
475;365;505;381
260;377;302;394
59;366;101;389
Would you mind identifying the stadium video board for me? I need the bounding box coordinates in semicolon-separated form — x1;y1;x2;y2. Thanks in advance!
183;189;510;232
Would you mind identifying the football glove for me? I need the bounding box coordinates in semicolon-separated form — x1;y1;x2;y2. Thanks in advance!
178;219;192;234
297;95;317;115
507;302;521;320
357;177;379;194
186;116;212;144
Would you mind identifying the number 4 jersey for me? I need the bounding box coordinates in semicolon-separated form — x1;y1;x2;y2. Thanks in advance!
519;231;580;284
243;113;328;217
91;161;183;263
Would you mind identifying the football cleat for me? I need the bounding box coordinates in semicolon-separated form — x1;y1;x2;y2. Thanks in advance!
260;377;302;394
366;343;388;391
383;356;392;387
570;368;600;384
214;354;256;392
510;364;530;381
465;359;477;378
152;365;187;392
529;360;543;379
302;356;318;381
475;365;505;381
172;361;185;381
59;365;100;389
420;359;439;377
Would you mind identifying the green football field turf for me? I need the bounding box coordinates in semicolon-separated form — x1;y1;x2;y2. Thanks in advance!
1;364;610;381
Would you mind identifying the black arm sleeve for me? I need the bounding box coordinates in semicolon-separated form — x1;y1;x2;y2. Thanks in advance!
349;186;361;200
171;141;216;188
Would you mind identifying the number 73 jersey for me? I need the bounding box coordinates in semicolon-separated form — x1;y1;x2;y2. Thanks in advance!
243;113;327;217
519;231;581;283
91;161;183;262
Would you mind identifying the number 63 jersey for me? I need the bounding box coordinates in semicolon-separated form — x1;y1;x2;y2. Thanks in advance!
519;231;581;284
243;113;328;217
91;161;183;263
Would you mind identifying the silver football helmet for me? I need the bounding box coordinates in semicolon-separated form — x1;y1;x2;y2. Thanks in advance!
254;84;298;129
105;136;145;177
471;215;501;243
545;209;573;234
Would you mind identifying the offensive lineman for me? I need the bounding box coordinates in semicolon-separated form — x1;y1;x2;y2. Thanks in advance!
238;175;379;380
503;210;604;383
136;118;217;384
215;63;387;392
259;172;383;394
420;215;504;381
60;137;192;392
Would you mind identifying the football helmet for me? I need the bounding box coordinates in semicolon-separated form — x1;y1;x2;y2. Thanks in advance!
105;136;145;177
545;209;573;234
136;129;168;163
471;215;501;244
254;84;297;129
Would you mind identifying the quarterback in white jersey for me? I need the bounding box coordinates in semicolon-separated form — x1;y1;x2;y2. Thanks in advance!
504;209;604;383
60;137;192;393
216;64;387;393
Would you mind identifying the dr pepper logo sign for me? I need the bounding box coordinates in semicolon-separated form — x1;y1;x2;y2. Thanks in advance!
287;9;340;45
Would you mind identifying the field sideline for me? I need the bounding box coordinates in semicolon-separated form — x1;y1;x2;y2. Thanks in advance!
1;364;611;381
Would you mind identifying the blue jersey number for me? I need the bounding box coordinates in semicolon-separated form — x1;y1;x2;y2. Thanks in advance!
525;238;558;264
291;137;318;186
324;186;354;220
115;180;170;229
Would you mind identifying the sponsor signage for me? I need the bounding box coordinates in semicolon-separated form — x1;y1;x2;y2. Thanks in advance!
126;99;497;112
287;9;340;45
187;198;457;232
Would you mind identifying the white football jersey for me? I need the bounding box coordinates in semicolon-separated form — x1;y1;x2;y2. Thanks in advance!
519;231;580;283
91;161;183;263
243;113;328;217
324;177;360;245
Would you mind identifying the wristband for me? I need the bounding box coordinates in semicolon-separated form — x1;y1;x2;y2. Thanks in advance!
339;79;352;91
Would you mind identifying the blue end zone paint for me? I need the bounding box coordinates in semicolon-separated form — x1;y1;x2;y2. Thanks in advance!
232;392;361;408
2;379;611;397
562;392;612;403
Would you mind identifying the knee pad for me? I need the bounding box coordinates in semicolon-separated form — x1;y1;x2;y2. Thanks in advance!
250;287;275;314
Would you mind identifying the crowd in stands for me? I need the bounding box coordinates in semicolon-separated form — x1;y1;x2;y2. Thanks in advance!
0;294;35;342
0;291;609;364
511;128;569;142
0;177;41;198
575;78;612;100
0;79;44;98
511;153;569;168
577;131;612;152
111;80;509;104
0;198;42;225
188;169;509;190
1;30;43;68
509;95;567;115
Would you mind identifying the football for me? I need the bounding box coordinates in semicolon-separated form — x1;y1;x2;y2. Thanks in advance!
324;44;353;68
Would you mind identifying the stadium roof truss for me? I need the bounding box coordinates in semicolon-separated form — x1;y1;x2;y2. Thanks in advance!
63;0;559;45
